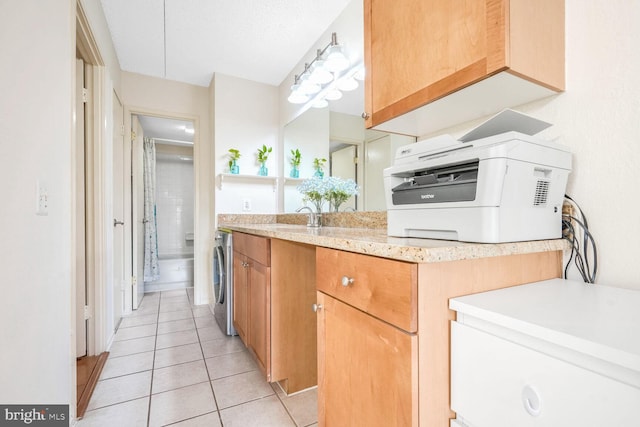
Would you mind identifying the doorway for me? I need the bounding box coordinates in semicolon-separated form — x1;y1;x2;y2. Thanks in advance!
330;142;359;211
130;114;196;307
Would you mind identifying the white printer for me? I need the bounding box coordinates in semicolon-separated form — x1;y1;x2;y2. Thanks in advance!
384;110;572;243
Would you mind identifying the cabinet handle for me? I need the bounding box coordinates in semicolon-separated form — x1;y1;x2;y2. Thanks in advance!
361;112;370;120
341;276;354;287
242;261;249;268
312;303;323;312
522;385;542;417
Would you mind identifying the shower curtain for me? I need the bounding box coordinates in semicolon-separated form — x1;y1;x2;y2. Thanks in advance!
143;137;160;282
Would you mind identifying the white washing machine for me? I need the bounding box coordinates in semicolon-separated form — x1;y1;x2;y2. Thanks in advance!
212;228;236;336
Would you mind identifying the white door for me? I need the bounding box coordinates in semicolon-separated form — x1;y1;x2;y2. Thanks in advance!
330;145;357;211
75;58;87;357
131;115;145;308
112;92;125;329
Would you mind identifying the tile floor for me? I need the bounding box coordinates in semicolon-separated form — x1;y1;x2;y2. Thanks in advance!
78;289;318;427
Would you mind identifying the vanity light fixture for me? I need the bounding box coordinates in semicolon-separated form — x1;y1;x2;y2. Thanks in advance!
287;32;360;108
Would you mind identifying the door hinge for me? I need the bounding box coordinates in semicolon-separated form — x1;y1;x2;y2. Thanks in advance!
83;305;91;320
82;88;88;103
132;276;137;288
353;156;359;164
120;124;125;136
131;130;137;141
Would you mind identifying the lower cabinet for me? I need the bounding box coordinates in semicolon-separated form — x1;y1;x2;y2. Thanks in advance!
232;254;249;343
315;246;562;426
233;232;271;379
450;280;640;427
232;233;317;392
316;292;418;427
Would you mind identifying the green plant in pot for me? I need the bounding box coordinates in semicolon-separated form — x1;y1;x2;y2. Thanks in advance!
313;157;327;178
290;148;301;178
228;148;241;174
257;144;272;176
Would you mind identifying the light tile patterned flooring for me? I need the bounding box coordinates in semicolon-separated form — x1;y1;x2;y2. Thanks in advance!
78;289;318;427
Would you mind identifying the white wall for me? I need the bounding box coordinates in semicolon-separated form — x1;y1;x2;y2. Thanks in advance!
0;0;74;404
121;71;213;304
213;73;280;216
155;147;195;257
422;0;640;290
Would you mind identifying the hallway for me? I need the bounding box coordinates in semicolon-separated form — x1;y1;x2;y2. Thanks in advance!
78;289;318;426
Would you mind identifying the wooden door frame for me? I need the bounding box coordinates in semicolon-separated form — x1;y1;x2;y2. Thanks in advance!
72;2;110;421
76;0;108;357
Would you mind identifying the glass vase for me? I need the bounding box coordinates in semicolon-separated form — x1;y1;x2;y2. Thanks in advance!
258;163;268;176
230;160;239;174
290;166;299;178
313;168;324;178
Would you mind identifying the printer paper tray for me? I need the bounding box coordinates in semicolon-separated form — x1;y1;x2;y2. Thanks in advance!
392;181;477;205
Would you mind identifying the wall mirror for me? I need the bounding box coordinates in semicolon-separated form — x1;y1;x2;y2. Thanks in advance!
283;86;415;213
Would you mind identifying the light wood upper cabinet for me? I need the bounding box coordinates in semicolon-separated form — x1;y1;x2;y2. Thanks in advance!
364;0;565;135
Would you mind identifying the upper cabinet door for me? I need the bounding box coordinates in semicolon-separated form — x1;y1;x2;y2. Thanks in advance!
364;0;565;135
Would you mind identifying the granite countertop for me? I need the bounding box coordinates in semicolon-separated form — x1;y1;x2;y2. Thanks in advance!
218;221;567;264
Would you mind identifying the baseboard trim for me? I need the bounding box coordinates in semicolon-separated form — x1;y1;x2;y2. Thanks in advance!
76;351;109;419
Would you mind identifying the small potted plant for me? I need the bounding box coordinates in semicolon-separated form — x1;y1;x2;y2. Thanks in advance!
290;148;301;178
313;157;327;178
228;148;241;174
257;144;272;176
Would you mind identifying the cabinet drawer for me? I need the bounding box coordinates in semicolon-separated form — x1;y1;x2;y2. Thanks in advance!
451;322;640;427
234;232;270;266
316;247;417;332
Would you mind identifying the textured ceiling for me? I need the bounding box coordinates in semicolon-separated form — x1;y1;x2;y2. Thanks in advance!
100;0;353;87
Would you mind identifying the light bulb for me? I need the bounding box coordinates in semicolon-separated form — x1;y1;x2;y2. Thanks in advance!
287;90;309;104
298;74;320;95
325;89;343;101
308;61;333;85
324;45;349;72
312;98;328;108
337;76;358;91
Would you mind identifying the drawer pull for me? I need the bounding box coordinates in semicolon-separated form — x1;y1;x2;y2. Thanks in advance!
312;303;323;312
341;276;354;287
522;385;542;417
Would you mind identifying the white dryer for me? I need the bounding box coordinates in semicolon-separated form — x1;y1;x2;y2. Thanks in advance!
212;228;236;336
